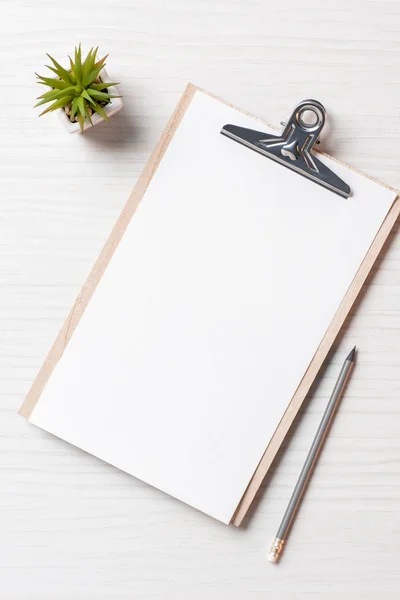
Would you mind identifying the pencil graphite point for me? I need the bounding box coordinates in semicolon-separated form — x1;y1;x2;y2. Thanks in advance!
346;346;357;362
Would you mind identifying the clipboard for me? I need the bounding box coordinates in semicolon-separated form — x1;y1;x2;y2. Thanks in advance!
19;84;400;526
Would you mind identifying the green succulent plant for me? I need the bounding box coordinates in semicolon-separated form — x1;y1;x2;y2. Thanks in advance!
35;45;120;133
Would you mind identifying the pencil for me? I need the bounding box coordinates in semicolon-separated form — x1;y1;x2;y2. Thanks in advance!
268;346;357;563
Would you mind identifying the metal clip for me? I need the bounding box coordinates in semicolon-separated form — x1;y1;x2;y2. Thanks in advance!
221;99;351;198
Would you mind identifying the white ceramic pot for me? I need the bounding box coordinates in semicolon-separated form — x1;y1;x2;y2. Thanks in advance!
58;69;123;133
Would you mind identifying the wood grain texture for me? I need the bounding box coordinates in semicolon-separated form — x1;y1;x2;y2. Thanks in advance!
2;0;400;598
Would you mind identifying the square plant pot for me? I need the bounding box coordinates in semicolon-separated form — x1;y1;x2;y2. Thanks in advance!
58;69;123;133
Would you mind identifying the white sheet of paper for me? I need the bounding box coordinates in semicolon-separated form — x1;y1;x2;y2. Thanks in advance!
29;90;396;524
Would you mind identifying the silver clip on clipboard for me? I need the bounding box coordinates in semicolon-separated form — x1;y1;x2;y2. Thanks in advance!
221;99;351;199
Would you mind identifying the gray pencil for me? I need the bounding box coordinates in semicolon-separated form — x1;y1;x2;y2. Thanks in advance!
268;346;356;563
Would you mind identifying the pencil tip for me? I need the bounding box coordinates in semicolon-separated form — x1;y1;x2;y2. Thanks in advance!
346;346;357;362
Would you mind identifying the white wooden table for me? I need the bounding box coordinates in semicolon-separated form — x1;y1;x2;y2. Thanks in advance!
1;1;400;598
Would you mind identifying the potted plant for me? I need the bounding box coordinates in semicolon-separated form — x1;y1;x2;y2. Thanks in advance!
35;45;123;134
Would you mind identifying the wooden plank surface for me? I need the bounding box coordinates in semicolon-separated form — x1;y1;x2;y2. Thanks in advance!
2;0;400;598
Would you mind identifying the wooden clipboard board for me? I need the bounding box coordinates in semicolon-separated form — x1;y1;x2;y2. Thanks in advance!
19;83;400;526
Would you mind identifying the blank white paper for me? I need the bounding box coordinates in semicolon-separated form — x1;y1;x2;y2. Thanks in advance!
29;90;396;524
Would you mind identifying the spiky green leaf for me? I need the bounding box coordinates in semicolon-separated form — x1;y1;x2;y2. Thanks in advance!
70;96;79;121
82;99;93;125
36;74;68;89
90;81;119;91
36;88;62;100
82;47;95;79
46;54;73;84
76;95;93;126
76;95;86;118
77;113;85;134
68;56;77;82
44;65;65;79
89;47;98;71
74;44;82;84
91;101;109;122
37;85;75;100
82;65;104;88
34;85;76;107
39;95;74;116
94;54;108;69
87;89;119;101
46;65;75;84
81;89;96;106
